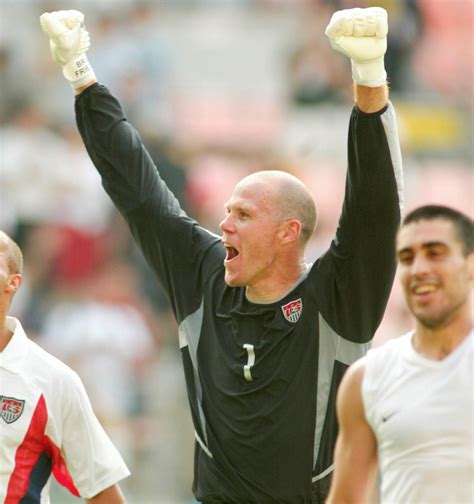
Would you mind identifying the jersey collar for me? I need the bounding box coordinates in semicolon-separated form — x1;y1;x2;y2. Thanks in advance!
0;317;29;374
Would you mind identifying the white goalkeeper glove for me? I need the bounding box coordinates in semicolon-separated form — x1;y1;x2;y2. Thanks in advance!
325;7;388;87
40;10;96;89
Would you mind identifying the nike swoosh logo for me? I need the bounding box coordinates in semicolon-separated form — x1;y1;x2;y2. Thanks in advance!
382;411;398;422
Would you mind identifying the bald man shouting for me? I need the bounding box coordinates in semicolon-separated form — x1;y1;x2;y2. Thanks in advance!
39;6;403;503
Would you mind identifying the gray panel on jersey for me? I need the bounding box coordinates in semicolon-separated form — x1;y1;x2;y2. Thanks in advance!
313;313;371;476
179;301;212;456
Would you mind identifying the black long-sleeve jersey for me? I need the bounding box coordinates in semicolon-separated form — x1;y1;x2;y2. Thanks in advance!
75;84;403;503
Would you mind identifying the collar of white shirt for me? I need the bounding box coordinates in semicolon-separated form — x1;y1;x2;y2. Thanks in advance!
0;316;29;374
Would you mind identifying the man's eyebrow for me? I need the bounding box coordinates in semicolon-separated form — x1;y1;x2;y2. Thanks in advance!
397;241;449;254
422;241;449;248
226;200;253;211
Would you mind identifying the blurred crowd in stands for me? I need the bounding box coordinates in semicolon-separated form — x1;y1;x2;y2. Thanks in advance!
1;0;472;502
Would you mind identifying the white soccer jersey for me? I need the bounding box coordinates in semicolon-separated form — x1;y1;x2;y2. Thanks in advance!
362;330;474;504
0;317;130;503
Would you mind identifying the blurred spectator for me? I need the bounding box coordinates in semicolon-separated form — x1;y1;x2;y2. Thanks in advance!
287;1;350;105
90;5;173;132
369;0;424;93
40;254;159;468
1;104;69;229
414;0;473;101
0;107;112;233
185;150;252;231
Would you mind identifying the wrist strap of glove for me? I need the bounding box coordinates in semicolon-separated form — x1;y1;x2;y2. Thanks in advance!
351;58;386;88
62;54;96;89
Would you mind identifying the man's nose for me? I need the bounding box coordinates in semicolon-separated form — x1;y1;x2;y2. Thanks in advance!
411;255;430;276
219;214;233;233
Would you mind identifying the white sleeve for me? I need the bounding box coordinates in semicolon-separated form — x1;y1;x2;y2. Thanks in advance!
58;370;130;498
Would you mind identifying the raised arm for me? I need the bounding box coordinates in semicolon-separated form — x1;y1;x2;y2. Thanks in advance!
326;359;378;503
315;8;403;343
39;10;223;322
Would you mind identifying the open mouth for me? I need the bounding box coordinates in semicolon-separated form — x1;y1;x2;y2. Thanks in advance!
224;245;240;262
411;283;437;298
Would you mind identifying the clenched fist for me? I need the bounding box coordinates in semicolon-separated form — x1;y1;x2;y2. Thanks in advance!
326;7;388;87
40;10;96;89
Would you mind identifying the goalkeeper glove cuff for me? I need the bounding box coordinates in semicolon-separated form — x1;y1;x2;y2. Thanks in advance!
351;58;386;88
62;53;96;89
